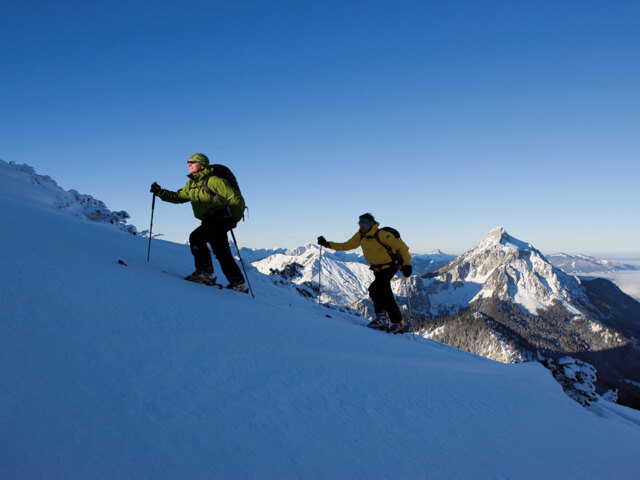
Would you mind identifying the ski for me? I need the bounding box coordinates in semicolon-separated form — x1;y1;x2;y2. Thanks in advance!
226;284;250;294
365;323;410;334
366;323;389;331
184;276;223;289
159;270;249;294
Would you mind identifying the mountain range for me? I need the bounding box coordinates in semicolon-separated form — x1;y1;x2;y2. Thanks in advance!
253;244;455;306
548;253;640;275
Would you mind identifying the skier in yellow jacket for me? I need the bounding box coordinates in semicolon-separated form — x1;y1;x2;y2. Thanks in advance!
318;213;412;333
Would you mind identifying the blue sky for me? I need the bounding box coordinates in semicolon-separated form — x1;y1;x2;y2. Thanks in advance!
2;0;639;255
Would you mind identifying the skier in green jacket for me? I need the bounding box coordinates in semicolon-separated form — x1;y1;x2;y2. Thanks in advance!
150;153;246;291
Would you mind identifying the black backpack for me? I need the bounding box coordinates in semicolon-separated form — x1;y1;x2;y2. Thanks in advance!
200;164;247;219
209;164;242;193
374;226;404;267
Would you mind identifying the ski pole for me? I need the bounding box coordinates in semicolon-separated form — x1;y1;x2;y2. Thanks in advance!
403;276;417;336
317;245;323;304
229;228;255;299
146;193;156;262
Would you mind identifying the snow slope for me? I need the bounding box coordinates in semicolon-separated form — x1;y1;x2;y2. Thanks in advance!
3;162;640;479
0;159;137;234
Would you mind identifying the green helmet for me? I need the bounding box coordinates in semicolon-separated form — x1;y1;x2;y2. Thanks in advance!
189;153;210;166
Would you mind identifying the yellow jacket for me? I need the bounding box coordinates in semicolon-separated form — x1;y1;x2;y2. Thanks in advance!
329;223;411;269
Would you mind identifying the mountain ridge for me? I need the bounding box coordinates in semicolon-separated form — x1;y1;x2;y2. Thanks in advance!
1;159;137;234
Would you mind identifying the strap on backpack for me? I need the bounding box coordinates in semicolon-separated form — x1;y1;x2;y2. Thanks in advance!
373;229;403;269
199;173;228;203
199;173;247;221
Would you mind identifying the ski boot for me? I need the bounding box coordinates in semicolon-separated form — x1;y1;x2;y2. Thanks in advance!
388;321;409;334
185;270;217;286
367;312;390;330
226;281;248;293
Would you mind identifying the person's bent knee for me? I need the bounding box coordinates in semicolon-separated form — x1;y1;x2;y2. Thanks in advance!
189;227;206;244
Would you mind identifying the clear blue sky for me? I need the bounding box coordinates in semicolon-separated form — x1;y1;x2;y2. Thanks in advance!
2;0;639;256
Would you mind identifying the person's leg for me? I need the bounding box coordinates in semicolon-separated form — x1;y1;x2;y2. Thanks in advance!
188;224;213;274
368;270;387;315
370;268;402;323
209;227;244;285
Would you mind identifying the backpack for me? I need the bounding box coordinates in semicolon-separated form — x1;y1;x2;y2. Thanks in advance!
209;164;242;193
374;227;404;268
199;164;247;220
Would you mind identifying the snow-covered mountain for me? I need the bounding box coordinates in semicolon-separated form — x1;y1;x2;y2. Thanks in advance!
421;227;589;317
254;243;372;305
548;252;640;302
236;246;288;263
549;252;640;274
253;243;454;307
0;159;138;234
410;249;457;274
399;227;640;409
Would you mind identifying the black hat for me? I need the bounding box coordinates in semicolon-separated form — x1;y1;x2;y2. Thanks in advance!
358;213;376;225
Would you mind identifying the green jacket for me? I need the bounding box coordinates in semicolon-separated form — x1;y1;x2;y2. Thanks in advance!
158;166;245;220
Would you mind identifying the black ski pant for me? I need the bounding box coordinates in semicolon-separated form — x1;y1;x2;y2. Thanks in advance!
189;217;244;284
368;267;402;324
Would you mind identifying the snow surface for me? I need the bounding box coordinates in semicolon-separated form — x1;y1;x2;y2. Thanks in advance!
0;160;137;234
3;162;640;479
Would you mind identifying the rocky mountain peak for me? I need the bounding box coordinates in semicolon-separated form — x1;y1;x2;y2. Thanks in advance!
285;243;320;257
479;227;534;253
482;226;509;244
425;228;588;316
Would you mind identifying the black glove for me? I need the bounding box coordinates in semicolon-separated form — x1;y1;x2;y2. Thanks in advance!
317;236;330;248
150;182;162;194
402;265;412;277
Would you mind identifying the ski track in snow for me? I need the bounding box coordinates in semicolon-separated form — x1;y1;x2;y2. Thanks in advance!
2;160;640;479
